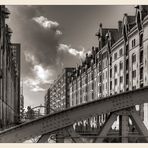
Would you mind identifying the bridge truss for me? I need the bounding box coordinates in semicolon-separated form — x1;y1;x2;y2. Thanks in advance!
0;87;148;143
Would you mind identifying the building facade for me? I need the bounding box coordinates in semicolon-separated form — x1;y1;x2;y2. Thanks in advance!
69;6;148;128
0;6;21;129
45;68;75;114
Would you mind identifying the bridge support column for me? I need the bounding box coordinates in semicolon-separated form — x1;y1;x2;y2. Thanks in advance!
119;114;129;143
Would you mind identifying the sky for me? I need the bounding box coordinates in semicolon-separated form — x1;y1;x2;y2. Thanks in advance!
6;5;136;108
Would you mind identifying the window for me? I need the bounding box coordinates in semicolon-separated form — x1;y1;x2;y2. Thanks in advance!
140;34;143;47
126;59;129;70
120;76;123;83
114;65;117;73
119;48;123;56
126;45;129;56
140;83;143;88
132;54;136;63
126;73;129;84
115;79;117;85
132;39;136;48
99;85;102;93
132;70;136;78
110;56;112;63
140;50;143;64
120;62;123;70
114;52;117;60
132;86;136;90
99;63;102;71
99;75;102;83
110;68;112;78
110;81;112;90
140;67;143;80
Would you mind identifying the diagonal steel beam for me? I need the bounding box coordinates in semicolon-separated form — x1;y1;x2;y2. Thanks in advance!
93;113;117;143
129;109;148;142
66;126;84;143
0;86;148;142
37;133;51;143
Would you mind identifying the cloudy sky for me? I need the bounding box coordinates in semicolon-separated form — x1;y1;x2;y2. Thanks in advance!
6;5;136;108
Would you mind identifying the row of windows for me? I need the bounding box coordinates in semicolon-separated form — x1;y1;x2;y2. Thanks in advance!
113;48;123;61
131;34;143;49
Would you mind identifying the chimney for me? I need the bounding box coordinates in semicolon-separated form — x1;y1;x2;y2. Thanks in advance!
118;20;122;34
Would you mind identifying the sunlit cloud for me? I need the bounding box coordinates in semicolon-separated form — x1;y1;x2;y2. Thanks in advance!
58;43;86;59
33;16;59;28
33;65;52;81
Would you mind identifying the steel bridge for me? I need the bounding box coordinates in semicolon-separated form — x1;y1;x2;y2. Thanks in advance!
0;86;148;143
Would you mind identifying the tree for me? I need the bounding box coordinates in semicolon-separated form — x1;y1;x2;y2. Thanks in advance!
26;106;35;120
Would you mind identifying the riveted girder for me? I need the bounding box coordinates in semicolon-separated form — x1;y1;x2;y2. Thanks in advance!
0;87;148;142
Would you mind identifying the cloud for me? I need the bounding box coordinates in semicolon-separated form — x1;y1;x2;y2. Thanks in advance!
24;51;38;65
24;78;46;92
33;65;53;82
24;64;55;92
7;6;87;99
58;44;86;59
33;16;59;29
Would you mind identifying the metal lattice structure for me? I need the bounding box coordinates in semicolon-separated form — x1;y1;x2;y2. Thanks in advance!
0;87;148;143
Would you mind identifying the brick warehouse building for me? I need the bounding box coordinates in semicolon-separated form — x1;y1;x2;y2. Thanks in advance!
69;5;148;129
0;6;21;129
45;68;75;114
44;6;148;130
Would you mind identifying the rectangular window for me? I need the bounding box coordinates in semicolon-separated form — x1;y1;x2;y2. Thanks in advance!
120;62;123;70
119;48;123;56
99;62;102;71
132;54;136;63
126;45;129;56
120;76;123;83
99;85;102;93
132;86;136;90
114;65;117;73
110;81;112;90
132;70;136;78
140;34;143;47
140;50;143;64
140;67;143;80
99;75;102;83
126;73;129;84
115;78;117;85
110;56;112;63
126;59;129;70
114;52;117;60
110;68;112;78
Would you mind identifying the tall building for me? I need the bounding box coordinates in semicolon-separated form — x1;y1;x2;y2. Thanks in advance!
69;6;148;129
0;6;21;129
44;68;75;114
